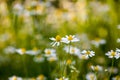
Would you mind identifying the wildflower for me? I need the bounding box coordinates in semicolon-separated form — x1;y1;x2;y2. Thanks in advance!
78;54;89;60
91;38;106;47
117;25;120;29
86;73;96;80
13;3;23;15
47;55;58;62
117;38;120;43
50;35;62;46
81;50;95;58
36;74;46;80
64;46;80;56
55;77;69;80
9;75;22;80
16;48;26;55
26;47;40;55
33;55;44;63
70;66;79;73
44;48;56;57
62;35;79;44
105;50;118;59
107;67;118;74
112;75;120;80
4;46;16;54
91;65;103;72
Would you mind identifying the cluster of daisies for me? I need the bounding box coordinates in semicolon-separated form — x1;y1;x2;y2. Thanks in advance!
4;34;120;80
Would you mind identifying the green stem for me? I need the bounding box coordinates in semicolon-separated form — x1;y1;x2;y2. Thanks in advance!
109;58;114;79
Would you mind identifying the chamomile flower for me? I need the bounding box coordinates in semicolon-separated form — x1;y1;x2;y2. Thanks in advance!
44;48;56;57
13;3;23;15
117;38;120;43
55;77;69;80
9;75;22;80
105;50;118;59
33;55;44;63
64;46;80;56
81;50;95;58
16;48;26;55
66;59;75;65
86;73;96;80
36;74;46;80
62;35;79;44
4;46;16;54
91;38;106;47
91;65;103;72
112;75;120;80
78;54;89;60
26;47;40;55
47;55;58;62
50;35;63;46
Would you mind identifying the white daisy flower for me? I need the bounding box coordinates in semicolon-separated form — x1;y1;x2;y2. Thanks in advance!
36;74;46;80
86;72;96;80
9;75;22;80
91;38;106;47
64;46;80;56
16;48;26;55
55;77;69;80
112;75;120;80
105;50;118;59
117;24;120;29
50;35;63;46
78;54;89;60
117;38;120;43
81;50;95;58
44;48;56;57
91;65;103;72
4;46;16;54
13;3;23;15
26;47;40;55
62;35;79;44
33;55;44;63
47;55;58;62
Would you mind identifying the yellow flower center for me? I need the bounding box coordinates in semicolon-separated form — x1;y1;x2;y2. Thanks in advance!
38;75;44;80
67;59;72;65
59;78;63;80
71;48;75;53
13;76;17;80
68;35;73;41
94;66;99;71
95;38;100;42
31;78;36;80
111;52;116;56
90;75;94;80
86;51;90;55
49;57;55;62
33;47;38;51
21;48;26;54
46;50;51;55
55;35;61;42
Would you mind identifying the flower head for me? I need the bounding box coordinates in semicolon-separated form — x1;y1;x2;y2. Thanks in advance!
105;50;119;59
16;48;26;55
81;50;95;58
62;35;79;44
50;35;62;46
9;75;22;80
86;73;96;80
91;65;103;72
44;48;56;57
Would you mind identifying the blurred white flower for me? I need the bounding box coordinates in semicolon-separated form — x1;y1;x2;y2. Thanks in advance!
91;38;106;47
91;65;103;72
107;67;118;74
47;55;58;62
33;55;44;63
78;54;89;60
9;75;22;80
81;50;95;58
44;48;56;57
112;75;120;80
62;35;79;44
13;3;23;15
105;50;119;59
26;47;40;55
55;77;69;80
4;46;16;54
16;48;26;55
36;74;46;80
64;46;80;56
117;25;120;29
117;38;120;43
86;72;96;80
50;35;63;46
